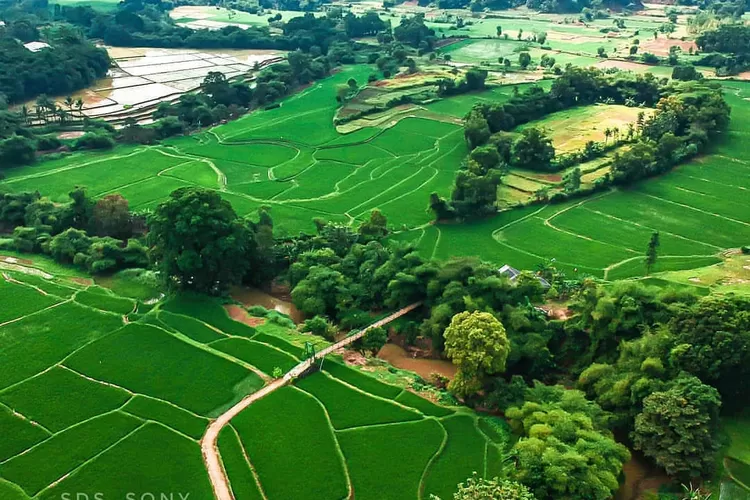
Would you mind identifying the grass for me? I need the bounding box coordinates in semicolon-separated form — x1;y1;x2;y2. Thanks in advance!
162;294;257;338
0;411;142;496
518;104;648;153
423;415;489;499
323;360;403;399
38;422;214;500
64;324;262;415
158;310;226;343
122;395;208;440
231;386;349;500
212;337;299;375
2;271;81;298
337;418;445;500
217;426;264;500
0;404;50;462
94;268;161;301
251;332;304;358
0;277;60;324
0;302;124;391
296;372;422;430
75;288;136;315
0;366;131;433
395;390;455;418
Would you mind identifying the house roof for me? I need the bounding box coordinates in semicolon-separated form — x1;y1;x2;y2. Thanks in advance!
23;41;51;52
499;264;551;288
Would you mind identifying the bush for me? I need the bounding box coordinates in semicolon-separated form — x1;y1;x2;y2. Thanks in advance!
72;132;115;151
299;315;336;340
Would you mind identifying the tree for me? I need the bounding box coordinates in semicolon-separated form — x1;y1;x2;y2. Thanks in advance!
299;315;336;340
562;167;581;192
358;209;388;241
446;473;535;500
496;25;502;37
597;46;608;58
537;31;547;45
507;385;630;500
632;376;721;479
464;111;490;150
357;326;387;355
0;135;36;166
518;52;532;69
645;231;659;274
630;45;638;55
92;194;132;239
147;188;254;294
511;128;555;171
444;311;510;397
517;28;523;40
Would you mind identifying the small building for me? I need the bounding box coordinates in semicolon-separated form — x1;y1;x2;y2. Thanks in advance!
498;264;551;289
23;41;51;52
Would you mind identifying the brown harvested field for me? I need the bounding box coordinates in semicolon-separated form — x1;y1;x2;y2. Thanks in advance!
595;59;654;72
224;304;266;327
638;38;697;57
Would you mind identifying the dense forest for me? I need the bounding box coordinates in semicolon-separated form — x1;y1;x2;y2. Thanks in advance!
696;23;750;74
0;23;109;103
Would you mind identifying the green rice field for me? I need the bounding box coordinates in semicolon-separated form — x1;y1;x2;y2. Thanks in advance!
221;363;509;500
0;260;498;499
2;72;747;284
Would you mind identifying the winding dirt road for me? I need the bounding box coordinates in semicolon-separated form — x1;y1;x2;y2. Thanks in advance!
200;302;423;500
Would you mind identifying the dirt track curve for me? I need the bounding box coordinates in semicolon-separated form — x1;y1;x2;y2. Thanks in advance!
201;302;424;500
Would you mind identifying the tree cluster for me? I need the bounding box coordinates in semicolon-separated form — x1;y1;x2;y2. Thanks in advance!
0;189;148;274
0;23;110;103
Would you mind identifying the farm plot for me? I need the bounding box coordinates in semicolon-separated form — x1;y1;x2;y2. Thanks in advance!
0;366;131;433
229;386;349;500
38;422;214;500
517;104;649;153
64;323;263;415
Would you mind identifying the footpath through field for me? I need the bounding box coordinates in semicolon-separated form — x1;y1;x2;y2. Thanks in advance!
201;301;424;500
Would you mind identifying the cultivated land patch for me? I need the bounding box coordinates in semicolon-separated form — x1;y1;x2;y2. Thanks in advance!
518;104;650;153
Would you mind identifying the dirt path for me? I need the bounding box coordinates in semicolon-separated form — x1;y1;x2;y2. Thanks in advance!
200;302;423;500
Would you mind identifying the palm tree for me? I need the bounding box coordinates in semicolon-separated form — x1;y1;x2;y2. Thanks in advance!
20;105;30;125
64;96;74;112
637;111;645;131
75;98;84;120
603;128;612;144
58;107;69;125
627;123;635;141
35;105;46;125
612;126;620;142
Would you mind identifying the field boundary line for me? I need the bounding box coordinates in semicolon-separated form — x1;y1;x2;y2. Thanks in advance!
0;299;71;330
147;323;271;383
418;418;449;500
201;302;422;500
538;215;639;254
293;386;354;499
353;167;439;219
0;401;53;437
602;253;719;279
226;424;269;500
57;364;136;395
678;173;749;191
314;370;422;415
581;207;724;250
346;167;430;215
491;238;603;273
34;420;148;498
637;192;750;227
489;205;548;239
1;407;139;466
0;148;147;185
431;227;442;260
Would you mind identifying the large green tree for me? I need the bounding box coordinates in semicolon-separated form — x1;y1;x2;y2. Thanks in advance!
507;385;630;500
444;311;510;397
511;128;555;171
632;376;721;479
147;187;254;294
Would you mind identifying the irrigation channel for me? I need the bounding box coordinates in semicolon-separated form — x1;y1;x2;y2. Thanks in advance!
201;301;424;500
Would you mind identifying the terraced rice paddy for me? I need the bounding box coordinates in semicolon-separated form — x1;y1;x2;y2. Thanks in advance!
3;69;748;279
221;365;506;500
0;261;496;499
